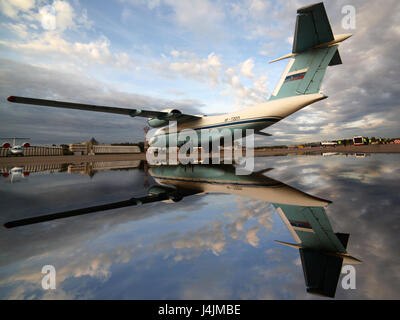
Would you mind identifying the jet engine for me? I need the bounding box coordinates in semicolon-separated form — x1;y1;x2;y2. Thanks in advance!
148;109;182;128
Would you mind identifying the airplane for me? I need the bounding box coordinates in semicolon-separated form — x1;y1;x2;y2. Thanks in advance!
5;2;351;150
1;137;31;156
3;162;360;298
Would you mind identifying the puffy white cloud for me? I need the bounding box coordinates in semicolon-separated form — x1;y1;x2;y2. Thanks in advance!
240;58;255;79
0;1;132;71
0;32;134;70
223;67;270;108
52;0;75;31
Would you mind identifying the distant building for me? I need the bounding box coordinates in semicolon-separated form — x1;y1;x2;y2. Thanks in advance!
69;142;140;155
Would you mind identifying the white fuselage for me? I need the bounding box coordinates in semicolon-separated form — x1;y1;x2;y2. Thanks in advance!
149;93;326;147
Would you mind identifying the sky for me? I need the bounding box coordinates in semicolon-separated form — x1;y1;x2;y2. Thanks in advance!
0;0;399;145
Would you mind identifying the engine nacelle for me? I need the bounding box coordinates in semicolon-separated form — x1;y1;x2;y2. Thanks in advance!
23;142;30;147
148;118;169;128
161;109;182;116
148;109;182;127
2;142;10;148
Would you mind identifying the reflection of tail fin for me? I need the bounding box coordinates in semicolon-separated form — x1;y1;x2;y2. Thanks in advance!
300;248;344;298
269;2;351;100
275;234;350;298
274;202;362;298
300;233;354;298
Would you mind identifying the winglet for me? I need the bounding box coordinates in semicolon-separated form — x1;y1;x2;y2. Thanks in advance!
269;53;296;64
274;240;304;249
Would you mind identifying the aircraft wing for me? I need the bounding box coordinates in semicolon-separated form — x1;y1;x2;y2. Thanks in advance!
6;96;202;123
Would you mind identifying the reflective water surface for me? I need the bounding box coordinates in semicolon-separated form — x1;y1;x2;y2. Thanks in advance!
0;154;399;299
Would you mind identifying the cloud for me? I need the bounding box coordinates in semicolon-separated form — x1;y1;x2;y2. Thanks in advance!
1;33;135;70
0;1;127;72
231;0;271;21
240;58;255;79
164;0;225;35
0;0;35;19
223;70;270;108
51;0;75;31
122;0;226;36
155;51;223;87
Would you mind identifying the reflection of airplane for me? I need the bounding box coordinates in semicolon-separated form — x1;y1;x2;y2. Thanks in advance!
149;165;329;207
1;137;30;156
5;3;350;148
4;163;360;298
1;167;30;183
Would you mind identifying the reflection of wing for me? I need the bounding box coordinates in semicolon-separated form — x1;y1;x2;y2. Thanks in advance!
7;96;201;124
274;204;361;298
4;186;201;229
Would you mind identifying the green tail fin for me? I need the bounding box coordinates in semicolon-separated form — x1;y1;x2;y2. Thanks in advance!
270;45;340;101
269;2;350;101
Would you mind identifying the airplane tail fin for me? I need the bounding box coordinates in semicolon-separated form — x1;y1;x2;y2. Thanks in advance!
269;2;351;101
